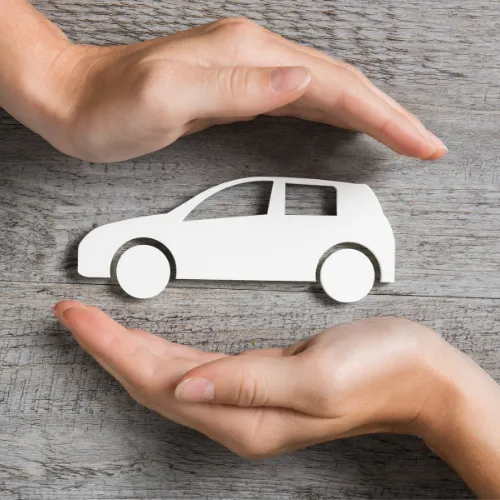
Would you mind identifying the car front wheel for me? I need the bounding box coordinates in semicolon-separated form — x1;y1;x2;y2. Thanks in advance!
320;248;375;303
116;245;171;299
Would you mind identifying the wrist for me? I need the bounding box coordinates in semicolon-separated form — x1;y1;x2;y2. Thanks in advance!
411;342;465;441
0;0;97;156
416;343;493;444
414;343;500;497
9;42;88;153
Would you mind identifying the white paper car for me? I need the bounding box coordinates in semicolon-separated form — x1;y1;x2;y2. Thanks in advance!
78;177;395;302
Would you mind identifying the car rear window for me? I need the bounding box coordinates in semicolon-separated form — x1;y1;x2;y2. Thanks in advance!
285;184;337;216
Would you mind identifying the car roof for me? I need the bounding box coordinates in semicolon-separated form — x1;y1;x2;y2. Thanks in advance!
213;176;369;190
166;176;379;220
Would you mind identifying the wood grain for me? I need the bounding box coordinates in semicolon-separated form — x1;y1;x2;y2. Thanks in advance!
2;0;500;498
33;0;500;113
1;283;489;499
1;114;499;298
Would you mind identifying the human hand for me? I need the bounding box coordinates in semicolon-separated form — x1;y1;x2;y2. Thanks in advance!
27;17;446;162
53;300;450;458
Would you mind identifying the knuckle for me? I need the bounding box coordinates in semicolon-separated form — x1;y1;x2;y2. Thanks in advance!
214;17;262;39
210;18;263;62
216;67;251;100
233;362;268;407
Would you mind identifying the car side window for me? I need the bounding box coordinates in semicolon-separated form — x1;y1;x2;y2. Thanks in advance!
285;184;337;216
185;181;274;220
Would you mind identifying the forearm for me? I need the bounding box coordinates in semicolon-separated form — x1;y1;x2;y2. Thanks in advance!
420;345;500;498
0;0;79;149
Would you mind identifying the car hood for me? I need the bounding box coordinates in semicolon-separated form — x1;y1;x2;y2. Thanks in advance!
78;213;178;277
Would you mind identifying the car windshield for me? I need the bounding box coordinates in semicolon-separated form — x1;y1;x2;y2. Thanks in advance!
185;181;274;220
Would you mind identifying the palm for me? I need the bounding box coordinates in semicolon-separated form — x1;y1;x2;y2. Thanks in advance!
57;302;306;456
55;302;442;459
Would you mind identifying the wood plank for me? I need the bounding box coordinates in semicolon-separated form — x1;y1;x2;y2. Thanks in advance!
2;283;499;366
33;0;500;113
1;0;499;498
1;112;499;298
2;283;492;499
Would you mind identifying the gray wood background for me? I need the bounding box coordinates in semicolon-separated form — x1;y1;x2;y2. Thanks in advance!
1;0;499;498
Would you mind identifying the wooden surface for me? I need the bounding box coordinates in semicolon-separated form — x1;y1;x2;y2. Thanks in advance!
1;1;499;498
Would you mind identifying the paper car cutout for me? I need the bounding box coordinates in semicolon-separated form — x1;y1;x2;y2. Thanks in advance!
78;177;395;302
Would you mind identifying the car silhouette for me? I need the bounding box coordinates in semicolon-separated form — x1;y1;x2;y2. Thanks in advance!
78;177;395;302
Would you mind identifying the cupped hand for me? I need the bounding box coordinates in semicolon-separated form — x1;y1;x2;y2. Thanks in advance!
53;300;449;459
50;18;447;162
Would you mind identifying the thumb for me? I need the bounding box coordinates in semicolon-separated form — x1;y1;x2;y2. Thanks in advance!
184;65;311;120
174;355;313;413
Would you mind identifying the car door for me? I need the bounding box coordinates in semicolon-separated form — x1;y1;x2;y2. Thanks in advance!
173;180;287;281
273;181;341;281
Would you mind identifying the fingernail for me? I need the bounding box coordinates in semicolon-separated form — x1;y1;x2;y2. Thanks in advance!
271;66;311;93
62;306;86;321
53;301;87;325
426;131;448;153
175;377;215;403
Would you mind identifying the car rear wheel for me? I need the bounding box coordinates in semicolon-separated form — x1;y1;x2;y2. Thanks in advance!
320;248;375;303
116;245;170;299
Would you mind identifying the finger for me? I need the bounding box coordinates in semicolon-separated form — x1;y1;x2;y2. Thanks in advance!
126;327;227;363
52;302;336;456
174;355;319;414
269;34;428;132
236;37;446;159
301;63;445;159
182;65;311;120
51;303;328;456
53;300;223;390
53;301;163;386
272;40;448;158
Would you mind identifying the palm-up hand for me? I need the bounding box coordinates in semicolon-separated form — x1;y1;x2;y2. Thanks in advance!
54;300;448;459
